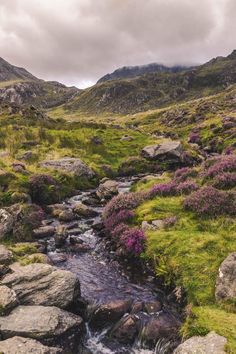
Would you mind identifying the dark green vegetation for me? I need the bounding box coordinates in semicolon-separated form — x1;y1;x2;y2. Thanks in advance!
0;50;236;352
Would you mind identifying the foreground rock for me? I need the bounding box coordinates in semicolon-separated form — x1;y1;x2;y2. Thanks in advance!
0;336;62;354
0;286;18;315
73;202;98;218
174;331;227;354
2;263;80;309
142;312;181;347
40;158;95;178
0;209;14;239
215;253;236;301
141;141;183;164
90;300;132;329
33;226;55;238
110;314;140;344
96;179;119;200
0;305;83;351
0;246;13;265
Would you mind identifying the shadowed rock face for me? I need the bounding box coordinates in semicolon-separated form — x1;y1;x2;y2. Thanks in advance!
0;57;38;82
174;331;227;354
0;305;83;351
2;263;81;309
0;336;62;354
215;252;236;301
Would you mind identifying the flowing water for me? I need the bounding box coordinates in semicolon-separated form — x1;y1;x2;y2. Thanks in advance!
45;177;180;354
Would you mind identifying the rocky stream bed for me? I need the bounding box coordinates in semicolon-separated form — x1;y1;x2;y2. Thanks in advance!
0;176;182;354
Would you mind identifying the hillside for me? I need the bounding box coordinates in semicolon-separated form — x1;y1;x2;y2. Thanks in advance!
0;57;38;82
59;50;236;115
97;63;190;83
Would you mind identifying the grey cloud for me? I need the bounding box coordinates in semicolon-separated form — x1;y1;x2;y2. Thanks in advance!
0;0;235;87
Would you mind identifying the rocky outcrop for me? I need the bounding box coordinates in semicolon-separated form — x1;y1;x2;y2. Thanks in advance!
174;331;227;354
1;263;80;309
40;158;95;178
141;141;183;163
0;209;14;239
215;253;236;301
0;305;83;351
0;286;18;315
96;179;119;200
0;336;62;354
0;246;13;265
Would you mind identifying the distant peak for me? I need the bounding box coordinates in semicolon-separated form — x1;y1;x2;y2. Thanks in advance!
228;49;236;59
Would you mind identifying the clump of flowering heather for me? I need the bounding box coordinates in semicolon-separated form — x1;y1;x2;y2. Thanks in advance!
188;132;201;144
184;186;236;217
202;155;236;178
163;216;178;229
149;182;177;198
213;172;236;190
174;167;198;182
111;223;129;240
103;192;145;219
29;174;59;205
176;181;199;195
120;227;146;255
104;210;134;232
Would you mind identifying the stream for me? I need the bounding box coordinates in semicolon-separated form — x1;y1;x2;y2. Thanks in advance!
43;176;181;354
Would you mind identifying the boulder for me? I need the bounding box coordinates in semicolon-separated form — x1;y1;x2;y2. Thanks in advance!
33;226;55;239
174;331;227;354
47;204;68;217
0;246;13;265
0;305;83;351
96;180;119;200
58;210;75;222
0;286;18;315
73;203;98;218
40;158;95;178
110;314;140;344
90;299;132;329
142;313;181;347
120;135;133;141
0;336;62;354
144;300;162;314
215;253;236;301
141;141;183;163
1;263;80;309
0;209;14;239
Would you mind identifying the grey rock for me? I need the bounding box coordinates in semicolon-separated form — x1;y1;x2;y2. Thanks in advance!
0;210;14;239
73;203;98;218
215;253;236;301
0;336;62;354
96;179;119;200
0;246;13;265
0;286;18;315
0;305;83;350
33;226;55;239
141;141;183;162
58;210;75;222
110;314;140;344
1;263;80;309
40;158;95;178
174;331;227;354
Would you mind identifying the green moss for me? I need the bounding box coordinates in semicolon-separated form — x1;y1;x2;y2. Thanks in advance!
182;306;236;353
9;243;38;257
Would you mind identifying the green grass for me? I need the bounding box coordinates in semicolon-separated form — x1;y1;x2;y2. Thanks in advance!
134;178;236;352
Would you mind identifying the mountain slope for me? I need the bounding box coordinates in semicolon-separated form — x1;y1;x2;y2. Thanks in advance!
97;63;190;83
0;58;80;109
63;50;236;115
0;57;38;82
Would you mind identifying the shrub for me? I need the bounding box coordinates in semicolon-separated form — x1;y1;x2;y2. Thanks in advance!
111;223;129;239
174;167;198;182
149;182;177;198
212;172;236;190
12;203;44;241
29;174;60;205
163;216;178;229
120;228;146;255
176;181;199;195
184;186;236;217
188;132;200;144
104;210;134;231
202;155;236;178
103;192;145;219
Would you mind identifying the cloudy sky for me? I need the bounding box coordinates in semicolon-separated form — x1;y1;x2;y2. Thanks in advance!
0;0;235;88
